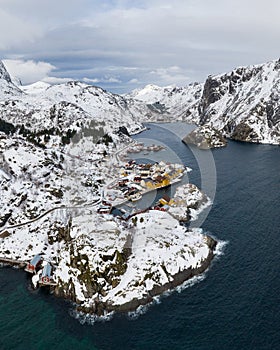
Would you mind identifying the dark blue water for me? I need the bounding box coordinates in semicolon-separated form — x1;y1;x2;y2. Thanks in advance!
1;123;279;350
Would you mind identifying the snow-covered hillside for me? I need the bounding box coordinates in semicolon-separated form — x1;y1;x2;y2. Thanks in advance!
198;60;280;144
129;59;280;145
127;83;203;123
0;62;151;138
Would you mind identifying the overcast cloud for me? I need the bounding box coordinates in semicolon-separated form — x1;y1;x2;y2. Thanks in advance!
0;0;279;92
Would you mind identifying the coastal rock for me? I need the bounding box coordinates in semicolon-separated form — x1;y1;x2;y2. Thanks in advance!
42;209;217;316
168;183;210;221
182;125;227;149
230;122;259;142
108;235;217;314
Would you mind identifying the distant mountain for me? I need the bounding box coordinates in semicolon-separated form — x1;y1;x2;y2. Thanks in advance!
127;83;203;123
21;81;51;94
0;70;152;139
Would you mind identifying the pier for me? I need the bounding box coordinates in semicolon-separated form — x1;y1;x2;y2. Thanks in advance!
0;257;27;268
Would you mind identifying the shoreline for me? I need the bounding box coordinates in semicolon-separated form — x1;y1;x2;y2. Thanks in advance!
0;228;217;317
74;235;217;316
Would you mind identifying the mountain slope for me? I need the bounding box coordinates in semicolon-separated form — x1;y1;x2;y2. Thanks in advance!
0;59;279;145
0;77;150;139
198;59;280;144
0;62;22;99
127;83;203;123
131;59;280;145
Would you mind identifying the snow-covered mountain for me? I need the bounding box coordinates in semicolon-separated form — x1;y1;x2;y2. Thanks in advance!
1;58;278;145
131;60;280;145
198;60;280;144
127;83;203;123
0;62;154;140
0;61;22;99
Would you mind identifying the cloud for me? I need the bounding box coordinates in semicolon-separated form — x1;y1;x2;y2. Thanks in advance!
149;66;189;85
3;59;56;84
83;76;122;84
128;78;139;84
82;77;100;84
0;0;279;92
0;9;42;50
42;76;72;84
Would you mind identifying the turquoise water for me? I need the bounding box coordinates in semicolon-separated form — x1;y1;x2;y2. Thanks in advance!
0;123;279;349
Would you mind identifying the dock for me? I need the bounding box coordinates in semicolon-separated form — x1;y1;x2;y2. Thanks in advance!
0;257;27;268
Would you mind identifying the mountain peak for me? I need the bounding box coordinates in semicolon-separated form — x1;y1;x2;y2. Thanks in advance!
0;61;12;83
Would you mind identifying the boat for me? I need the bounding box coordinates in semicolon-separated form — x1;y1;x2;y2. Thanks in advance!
128;193;142;202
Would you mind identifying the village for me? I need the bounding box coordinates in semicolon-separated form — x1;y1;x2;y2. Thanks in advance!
97;159;186;215
0;126;212;306
2;158;194;290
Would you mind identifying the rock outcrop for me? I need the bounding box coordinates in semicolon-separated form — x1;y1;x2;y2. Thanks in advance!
132;59;280;146
182;125;227;149
197;60;280;145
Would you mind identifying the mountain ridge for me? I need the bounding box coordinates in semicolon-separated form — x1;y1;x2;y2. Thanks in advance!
0;58;279;145
129;59;280;145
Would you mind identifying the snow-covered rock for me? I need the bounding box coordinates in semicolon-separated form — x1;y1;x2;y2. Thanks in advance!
182;125;227;149
168;183;211;221
198;59;280;145
130;59;280;145
0;61;22;99
127;82;203;123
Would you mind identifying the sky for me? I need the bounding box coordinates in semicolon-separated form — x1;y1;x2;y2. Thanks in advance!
0;0;279;93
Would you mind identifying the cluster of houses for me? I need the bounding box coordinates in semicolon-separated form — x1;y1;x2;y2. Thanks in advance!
116;160;183;198
25;255;56;286
96;160;185;216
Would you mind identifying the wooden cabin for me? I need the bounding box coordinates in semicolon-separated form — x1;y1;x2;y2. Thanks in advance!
25;254;42;274
134;176;142;183
159;194;171;206
97;205;112;214
40;263;56;285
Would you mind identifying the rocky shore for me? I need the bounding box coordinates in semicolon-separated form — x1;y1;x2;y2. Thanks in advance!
107;236;216;315
67;235;217;316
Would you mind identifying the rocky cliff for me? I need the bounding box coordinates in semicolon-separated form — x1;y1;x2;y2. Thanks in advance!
132;59;280;146
198;59;280;145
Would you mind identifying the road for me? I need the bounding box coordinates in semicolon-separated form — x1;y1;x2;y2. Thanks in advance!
0;198;101;234
0;141;131;234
